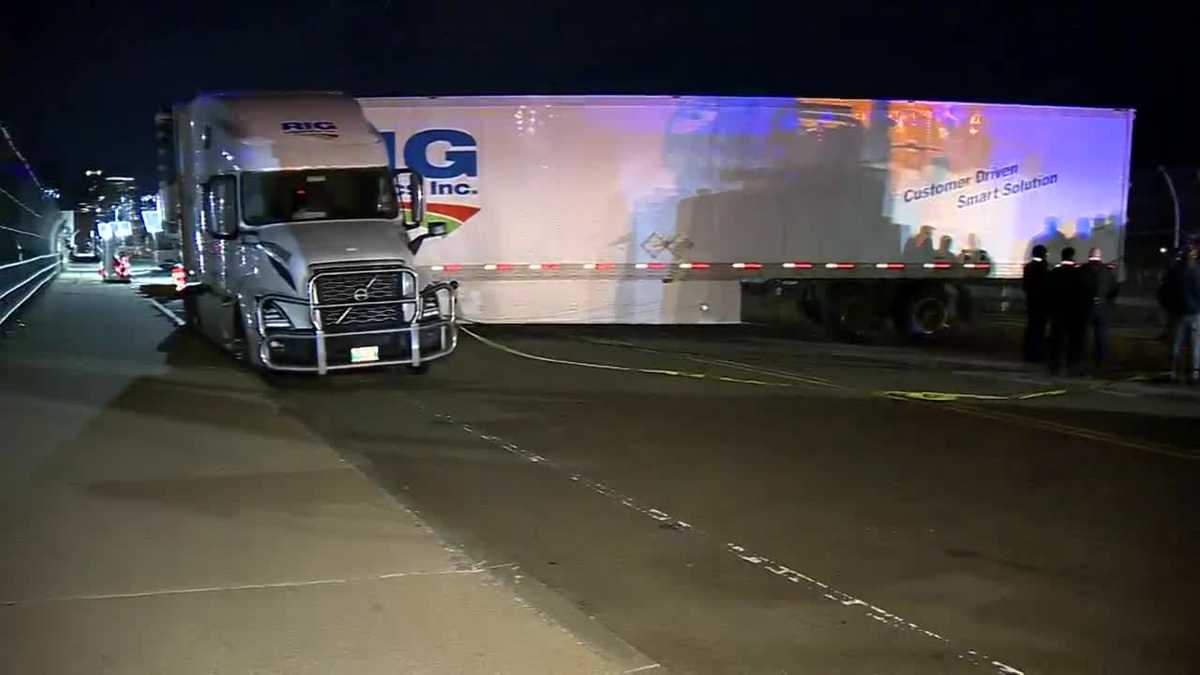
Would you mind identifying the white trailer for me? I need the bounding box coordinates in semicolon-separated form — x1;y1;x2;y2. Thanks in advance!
360;96;1133;335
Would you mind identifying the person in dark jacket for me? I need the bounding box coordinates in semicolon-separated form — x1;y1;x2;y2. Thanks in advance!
1165;242;1200;383
1046;247;1085;375
1022;244;1050;362
1081;246;1119;370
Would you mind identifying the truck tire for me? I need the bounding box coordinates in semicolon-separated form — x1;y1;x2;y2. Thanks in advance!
229;303;259;369
823;283;877;341
898;285;953;338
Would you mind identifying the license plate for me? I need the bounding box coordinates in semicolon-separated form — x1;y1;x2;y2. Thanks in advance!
350;345;380;363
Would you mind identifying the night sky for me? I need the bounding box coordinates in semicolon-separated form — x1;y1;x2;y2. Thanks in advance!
1;1;1194;203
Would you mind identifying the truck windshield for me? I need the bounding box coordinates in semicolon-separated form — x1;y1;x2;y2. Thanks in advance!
240;168;398;226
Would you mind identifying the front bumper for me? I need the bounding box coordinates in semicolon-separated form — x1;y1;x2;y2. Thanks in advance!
255;279;458;374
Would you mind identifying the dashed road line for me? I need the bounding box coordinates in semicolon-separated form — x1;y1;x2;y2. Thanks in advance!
418;402;1025;675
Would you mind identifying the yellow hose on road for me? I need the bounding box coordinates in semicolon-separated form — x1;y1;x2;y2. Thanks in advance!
877;388;1068;402
460;326;791;388
467;327;1070;402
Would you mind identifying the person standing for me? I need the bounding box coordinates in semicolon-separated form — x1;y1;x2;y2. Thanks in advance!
1081;246;1118;371
934;235;955;261
1165;242;1200;383
904;225;935;262
1046;247;1084;375
1022;244;1050;362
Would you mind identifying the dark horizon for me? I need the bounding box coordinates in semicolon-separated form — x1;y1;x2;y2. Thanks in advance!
2;1;1195;201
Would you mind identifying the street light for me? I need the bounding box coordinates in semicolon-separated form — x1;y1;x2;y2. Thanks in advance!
1158;165;1181;250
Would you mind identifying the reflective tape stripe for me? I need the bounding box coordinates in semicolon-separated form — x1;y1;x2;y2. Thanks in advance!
423;261;997;274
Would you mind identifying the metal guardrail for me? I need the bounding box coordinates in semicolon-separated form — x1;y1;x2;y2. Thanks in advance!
0;254;59;327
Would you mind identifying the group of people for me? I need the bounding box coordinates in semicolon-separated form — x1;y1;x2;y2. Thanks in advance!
1023;239;1200;382
1022;245;1117;375
1156;241;1200;384
903;226;989;263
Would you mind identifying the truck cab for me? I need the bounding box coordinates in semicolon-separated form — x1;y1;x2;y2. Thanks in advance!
159;92;457;373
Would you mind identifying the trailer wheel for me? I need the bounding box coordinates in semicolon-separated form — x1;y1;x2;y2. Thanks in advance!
823;283;876;341
899;286;953;338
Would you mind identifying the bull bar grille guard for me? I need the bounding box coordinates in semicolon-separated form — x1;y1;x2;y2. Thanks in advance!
254;266;458;374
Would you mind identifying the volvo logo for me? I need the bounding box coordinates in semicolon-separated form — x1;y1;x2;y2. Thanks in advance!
353;288;370;302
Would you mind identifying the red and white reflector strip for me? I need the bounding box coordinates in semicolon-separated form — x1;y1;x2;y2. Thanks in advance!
427;260;994;274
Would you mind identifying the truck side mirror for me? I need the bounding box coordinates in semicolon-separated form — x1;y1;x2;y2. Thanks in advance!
408;221;449;255
394;168;425;229
204;175;239;239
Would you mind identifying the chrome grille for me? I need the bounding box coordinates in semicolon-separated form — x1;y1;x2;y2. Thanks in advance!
312;267;416;333
314;271;410;304
333;305;400;326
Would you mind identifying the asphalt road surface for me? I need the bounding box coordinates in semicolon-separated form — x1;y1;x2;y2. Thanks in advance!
3;270;1198;674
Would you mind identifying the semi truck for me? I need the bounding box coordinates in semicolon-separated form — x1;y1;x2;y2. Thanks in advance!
156;92;458;373
359;96;1133;337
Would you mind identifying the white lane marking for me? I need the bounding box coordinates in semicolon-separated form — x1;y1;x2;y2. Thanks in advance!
2;565;509;606
420;405;1023;675
145;296;186;327
622;664;663;673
